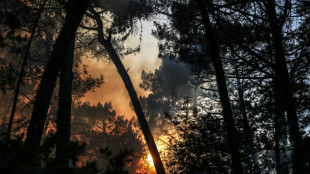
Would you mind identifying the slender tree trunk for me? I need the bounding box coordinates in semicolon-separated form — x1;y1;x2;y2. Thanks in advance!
7;0;47;140
235;66;261;173
274;113;281;174
196;1;243;173
56;37;75;166
265;1;303;173
89;8;166;173
25;0;90;149
105;41;166;174
274;78;285;174
274;89;289;174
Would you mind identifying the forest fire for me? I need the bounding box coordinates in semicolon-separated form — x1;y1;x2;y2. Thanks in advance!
147;153;155;167
1;0;310;174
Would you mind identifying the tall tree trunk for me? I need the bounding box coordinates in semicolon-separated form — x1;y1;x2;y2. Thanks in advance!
89;8;166;174
7;0;47;140
55;37;75;167
265;1;303;173
25;0;90;149
235;66;261;173
196;1;243;173
274;89;289;174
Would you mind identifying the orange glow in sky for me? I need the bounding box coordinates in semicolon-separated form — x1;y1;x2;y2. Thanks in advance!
79;21;164;173
80;21;162;118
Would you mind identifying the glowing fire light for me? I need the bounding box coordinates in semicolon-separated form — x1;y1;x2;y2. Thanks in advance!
147;153;154;167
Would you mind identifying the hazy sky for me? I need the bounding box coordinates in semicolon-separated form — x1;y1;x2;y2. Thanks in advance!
80;21;162;118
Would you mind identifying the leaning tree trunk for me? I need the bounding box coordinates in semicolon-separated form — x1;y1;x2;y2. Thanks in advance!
89;8;166;174
55;37;75;167
7;0;47;140
265;1;303;173
103;40;166;174
196;0;243;173
25;0;90;150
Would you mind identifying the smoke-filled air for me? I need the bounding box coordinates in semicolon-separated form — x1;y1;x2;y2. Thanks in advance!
0;0;310;174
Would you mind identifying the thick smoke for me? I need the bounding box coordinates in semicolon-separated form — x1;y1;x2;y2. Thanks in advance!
139;57;195;132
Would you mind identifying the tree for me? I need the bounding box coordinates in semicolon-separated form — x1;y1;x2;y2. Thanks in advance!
216;1;309;172
87;5;166;173
195;1;243;173
25;0;90;150
55;36;75;166
153;0;244;172
71;102;146;173
7;0;47;140
234;65;261;172
264;1;303;172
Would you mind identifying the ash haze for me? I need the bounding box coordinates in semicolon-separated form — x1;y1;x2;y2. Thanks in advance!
2;0;309;173
80;21;162;118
